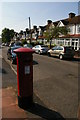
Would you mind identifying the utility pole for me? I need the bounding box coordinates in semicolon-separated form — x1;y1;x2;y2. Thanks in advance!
29;17;31;43
29;17;31;30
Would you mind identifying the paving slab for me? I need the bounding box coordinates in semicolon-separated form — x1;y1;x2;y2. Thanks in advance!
2;87;27;118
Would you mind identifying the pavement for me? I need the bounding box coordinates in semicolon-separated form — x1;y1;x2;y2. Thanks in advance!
2;87;66;120
1;48;80;120
2;87;27;119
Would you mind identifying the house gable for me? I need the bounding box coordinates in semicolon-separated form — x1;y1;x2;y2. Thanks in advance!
57;21;65;27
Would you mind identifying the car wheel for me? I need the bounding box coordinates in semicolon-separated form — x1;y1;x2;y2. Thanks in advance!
38;50;41;55
59;54;63;60
48;52;51;57
70;57;74;60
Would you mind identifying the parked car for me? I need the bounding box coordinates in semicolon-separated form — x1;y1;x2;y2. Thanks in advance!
32;45;49;54
9;41;22;47
23;44;33;49
7;46;22;64
1;43;5;47
9;42;15;47
47;46;75;60
5;42;9;46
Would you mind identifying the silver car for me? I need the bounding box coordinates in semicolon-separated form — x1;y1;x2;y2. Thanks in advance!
23;44;33;49
32;45;49;55
48;46;75;60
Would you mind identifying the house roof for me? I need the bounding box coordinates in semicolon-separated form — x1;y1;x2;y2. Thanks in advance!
53;15;80;26
38;36;45;39
68;15;80;24
39;26;47;31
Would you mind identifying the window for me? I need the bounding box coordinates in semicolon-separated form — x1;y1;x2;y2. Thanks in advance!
69;26;73;34
35;45;39;48
78;25;80;33
57;46;63;50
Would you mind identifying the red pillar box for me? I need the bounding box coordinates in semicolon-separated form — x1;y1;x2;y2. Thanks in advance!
14;47;34;109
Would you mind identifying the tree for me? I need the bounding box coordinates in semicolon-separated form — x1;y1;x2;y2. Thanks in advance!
44;26;69;48
1;28;15;43
21;39;27;46
19;30;24;35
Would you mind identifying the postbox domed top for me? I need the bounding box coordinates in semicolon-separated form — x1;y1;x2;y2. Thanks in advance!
13;47;35;54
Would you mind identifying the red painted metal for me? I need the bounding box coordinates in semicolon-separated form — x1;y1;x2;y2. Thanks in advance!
16;56;20;96
14;47;35;53
13;47;34;108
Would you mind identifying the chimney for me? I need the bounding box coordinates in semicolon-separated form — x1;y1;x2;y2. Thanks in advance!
33;26;37;31
69;13;76;18
47;20;52;25
33;26;37;29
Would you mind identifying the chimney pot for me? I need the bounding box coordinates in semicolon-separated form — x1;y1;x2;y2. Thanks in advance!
69;13;75;18
47;20;52;24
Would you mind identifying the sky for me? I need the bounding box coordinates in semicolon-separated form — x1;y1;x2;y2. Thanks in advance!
0;2;79;35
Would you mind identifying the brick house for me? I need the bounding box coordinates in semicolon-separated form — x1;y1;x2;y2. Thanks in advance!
38;13;80;50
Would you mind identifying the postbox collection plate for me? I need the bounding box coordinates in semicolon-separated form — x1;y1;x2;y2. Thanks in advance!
25;66;30;74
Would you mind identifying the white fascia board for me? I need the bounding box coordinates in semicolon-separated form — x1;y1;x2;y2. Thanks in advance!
57;21;65;27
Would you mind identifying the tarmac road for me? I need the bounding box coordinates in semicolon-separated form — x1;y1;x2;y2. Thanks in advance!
2;47;79;118
33;54;78;118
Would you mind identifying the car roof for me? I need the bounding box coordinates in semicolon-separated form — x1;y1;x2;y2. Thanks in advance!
11;46;21;49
